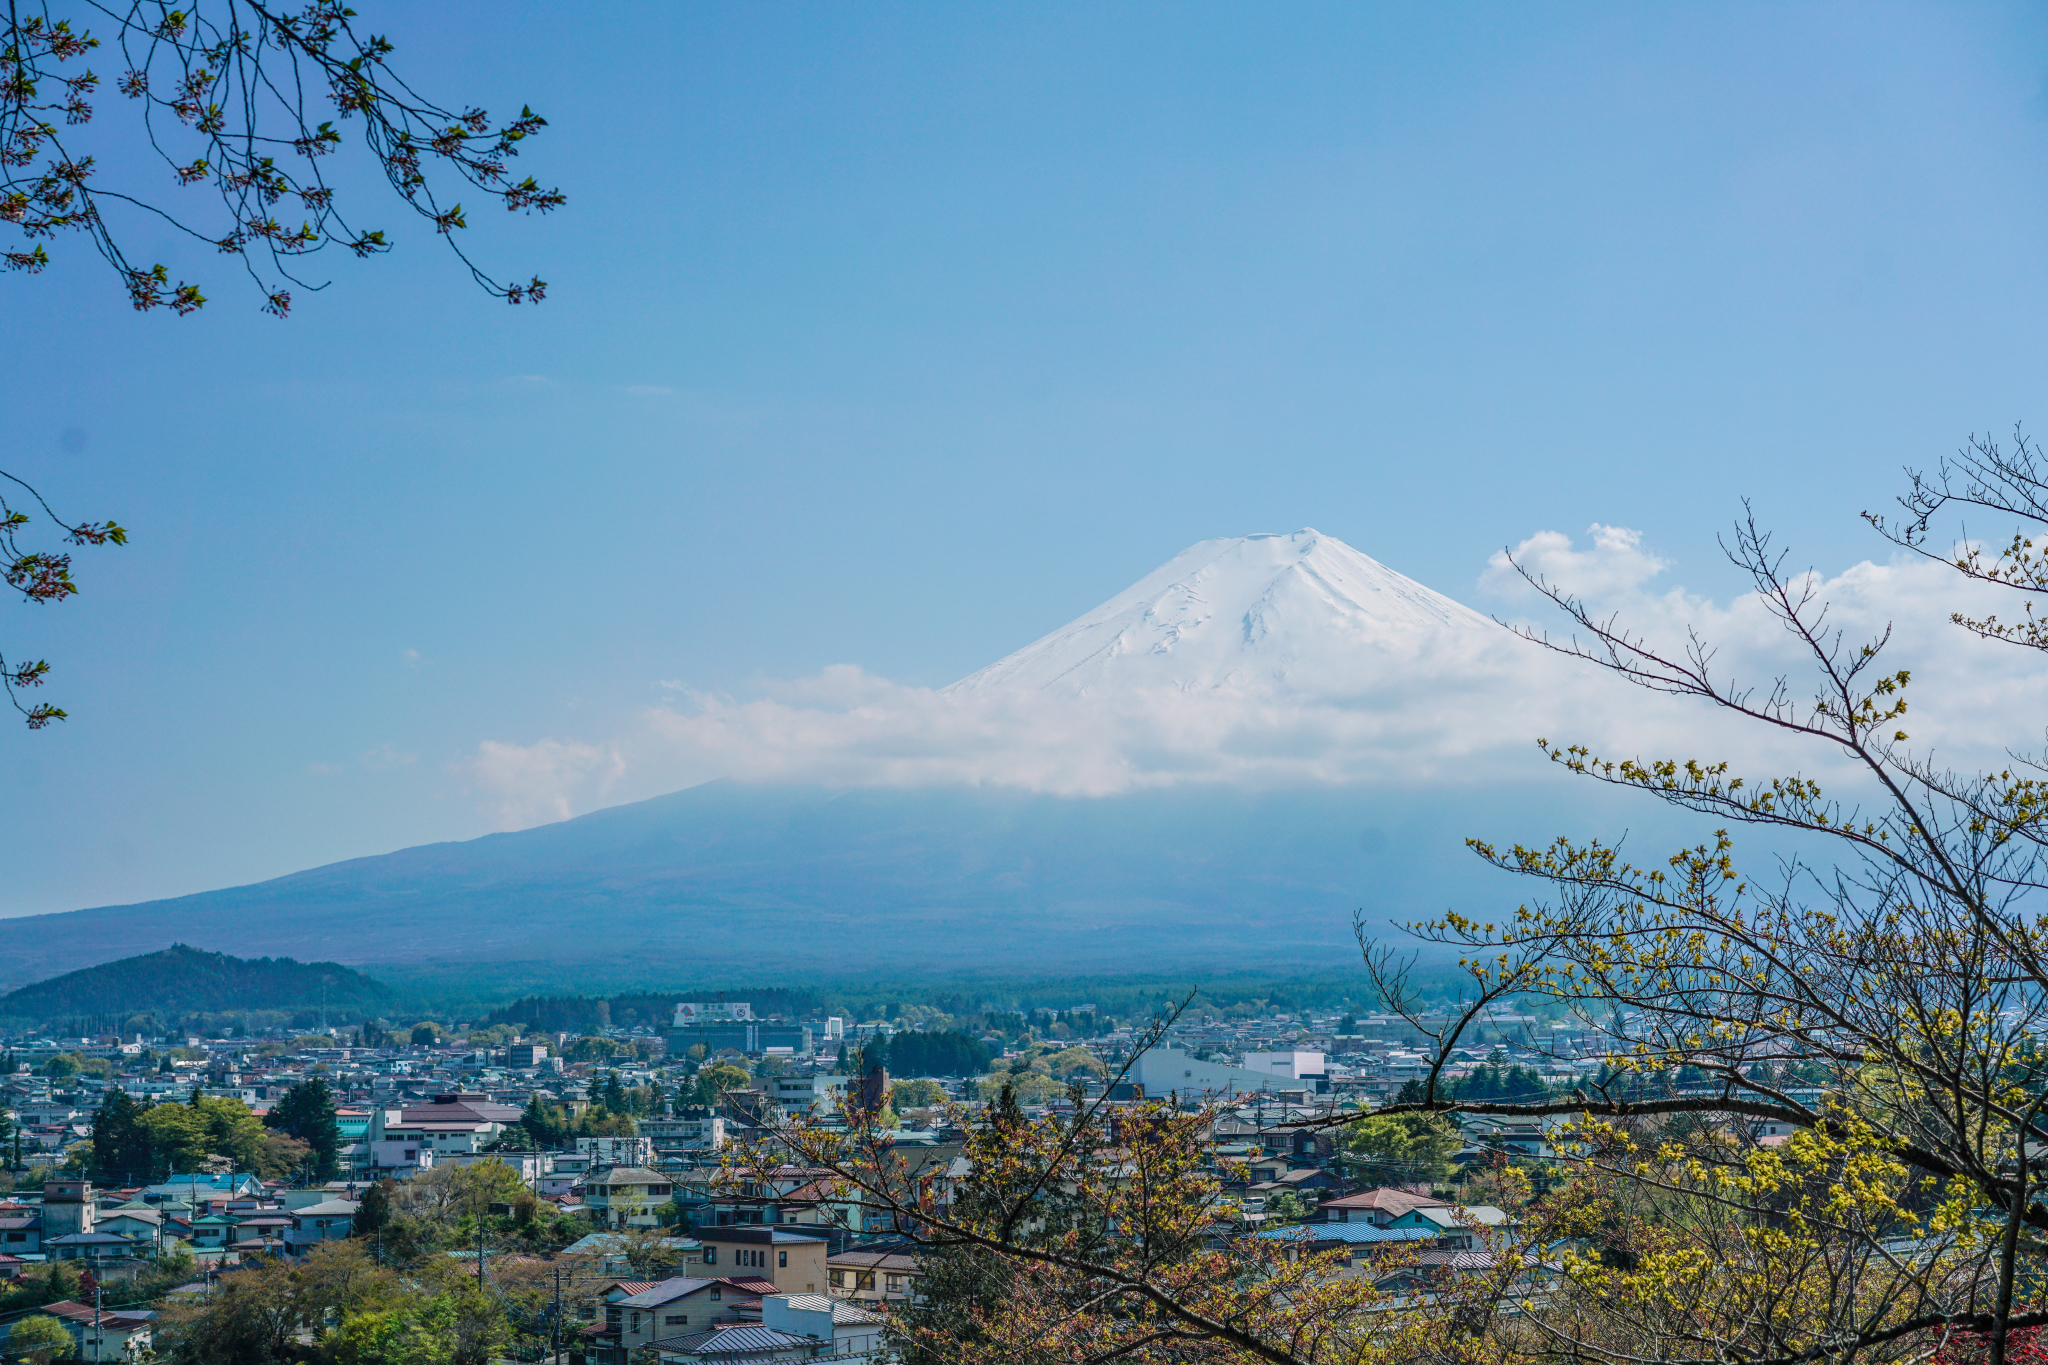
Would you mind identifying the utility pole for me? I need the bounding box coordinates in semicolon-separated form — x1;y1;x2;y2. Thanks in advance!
91;1272;102;1365
552;1266;564;1365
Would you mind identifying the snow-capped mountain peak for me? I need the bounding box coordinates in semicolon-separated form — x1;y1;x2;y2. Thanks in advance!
947;529;1496;696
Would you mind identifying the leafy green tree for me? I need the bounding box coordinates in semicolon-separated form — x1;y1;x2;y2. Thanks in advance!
6;1314;74;1365
264;1076;341;1179
692;1062;749;1108
975;1071;1063;1105
891;1078;946;1109
139;1094;274;1177
577;1107;636;1138
409;1023;439;1047
1047;1046;1108;1079
1339;1111;1460;1185
329;1297;458;1365
562;1036;621;1063
156;1254;313;1364
1264;1190;1314;1224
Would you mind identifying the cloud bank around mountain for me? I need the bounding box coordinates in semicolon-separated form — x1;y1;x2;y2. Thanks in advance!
464;527;2048;830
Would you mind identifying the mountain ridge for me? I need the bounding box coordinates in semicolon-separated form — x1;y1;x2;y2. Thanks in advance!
0;531;1607;990
0;779;1560;991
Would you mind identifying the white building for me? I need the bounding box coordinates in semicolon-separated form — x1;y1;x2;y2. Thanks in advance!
576;1136;655;1167
640;1113;727;1153
761;1293;887;1361
1134;1045;1323;1099
1241;1051;1327;1081
771;1074;850;1116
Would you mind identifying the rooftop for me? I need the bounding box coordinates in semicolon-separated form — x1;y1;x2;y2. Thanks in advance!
698;1225;828;1245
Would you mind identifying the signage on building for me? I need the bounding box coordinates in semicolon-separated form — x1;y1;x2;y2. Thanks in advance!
674;1002;753;1026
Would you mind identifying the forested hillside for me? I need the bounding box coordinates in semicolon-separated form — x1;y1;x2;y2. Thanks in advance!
0;945;394;1030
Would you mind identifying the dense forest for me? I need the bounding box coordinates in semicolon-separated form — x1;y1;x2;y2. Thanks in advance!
0;945;394;1032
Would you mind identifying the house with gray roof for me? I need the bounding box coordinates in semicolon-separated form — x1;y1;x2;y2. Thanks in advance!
286;1199;359;1251
763;1292;886;1358
645;1323;819;1362
593;1275;776;1364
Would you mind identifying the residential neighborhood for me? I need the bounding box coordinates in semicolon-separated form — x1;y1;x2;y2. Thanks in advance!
0;995;1596;1361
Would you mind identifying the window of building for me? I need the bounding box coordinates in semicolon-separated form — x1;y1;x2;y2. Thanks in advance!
830;1269;847;1287
887;1274;904;1291
709;1288;722;1301
703;1247;716;1265
856;1271;875;1290
778;1250;787;1268
665;1315;686;1326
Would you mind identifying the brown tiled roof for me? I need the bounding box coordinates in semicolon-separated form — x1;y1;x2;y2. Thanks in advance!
1319;1188;1448;1216
395;1099;522;1124
600;1280;661;1297
42;1300;153;1329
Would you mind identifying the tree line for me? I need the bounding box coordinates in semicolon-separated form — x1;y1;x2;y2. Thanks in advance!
89;1077;342;1184
857;1029;992;1078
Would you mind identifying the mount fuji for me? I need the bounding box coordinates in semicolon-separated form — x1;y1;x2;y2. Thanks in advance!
950;529;1495;697
0;531;1627;993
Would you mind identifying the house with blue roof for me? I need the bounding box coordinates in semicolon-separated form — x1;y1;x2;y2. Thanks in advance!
1252;1222;1436;1267
144;1173;263;1203
1382;1204;1510;1251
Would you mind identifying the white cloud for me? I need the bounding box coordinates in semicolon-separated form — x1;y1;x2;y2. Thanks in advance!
1483;523;1671;599
469;738;624;829
465;534;2048;825
359;743;419;772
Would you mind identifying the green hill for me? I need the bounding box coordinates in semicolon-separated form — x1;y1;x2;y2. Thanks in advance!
0;944;395;1027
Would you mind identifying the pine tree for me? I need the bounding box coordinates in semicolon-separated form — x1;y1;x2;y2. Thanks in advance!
519;1094;560;1148
353;1179;394;1237
264;1076;341;1180
90;1090;154;1185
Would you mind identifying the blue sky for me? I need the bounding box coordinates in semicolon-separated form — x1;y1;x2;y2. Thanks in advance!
4;1;2048;914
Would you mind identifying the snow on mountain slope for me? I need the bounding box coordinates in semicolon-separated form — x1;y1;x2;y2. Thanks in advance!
595;527;1584;803
947;529;1498;697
